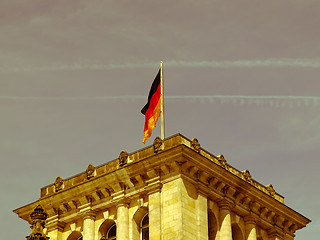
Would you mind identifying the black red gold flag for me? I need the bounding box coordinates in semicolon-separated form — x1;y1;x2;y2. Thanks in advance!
141;69;161;145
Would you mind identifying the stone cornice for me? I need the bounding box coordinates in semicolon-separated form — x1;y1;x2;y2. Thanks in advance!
13;134;310;235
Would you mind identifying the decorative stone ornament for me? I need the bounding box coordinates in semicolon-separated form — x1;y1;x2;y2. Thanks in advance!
118;150;129;167
54;176;64;192
217;155;227;169
26;205;49;240
191;138;200;152
153;137;163;153
266;184;276;197
86;164;96;179
242;170;253;184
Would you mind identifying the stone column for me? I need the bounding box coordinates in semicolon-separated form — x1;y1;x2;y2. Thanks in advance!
197;191;208;240
117;202;129;240
245;216;257;240
146;172;162;240
148;191;161;240
82;211;96;240
219;200;233;240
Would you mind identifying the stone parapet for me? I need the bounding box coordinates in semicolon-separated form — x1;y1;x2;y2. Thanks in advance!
13;134;310;240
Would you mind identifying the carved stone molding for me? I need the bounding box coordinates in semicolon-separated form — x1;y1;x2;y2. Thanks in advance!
289;224;298;234
191;138;200;152
217;155;227;169
118;150;128;167
242;170;253;184
244;215;258;224
225;185;236;198
234;192;245;204
273;215;285;228
26;205;49;240
54;176;64;192
153;136;163;153
266;211;276;222
266;184;276;198
86;164;96;179
82;209;97;220
259;207;269;218
13;134;310;240
218;199;234;210
249;201;261;215
46;218;65;233
116;198;131;209
268;228;285;239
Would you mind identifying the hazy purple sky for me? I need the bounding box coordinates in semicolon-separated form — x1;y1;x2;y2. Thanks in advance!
1;1;319;239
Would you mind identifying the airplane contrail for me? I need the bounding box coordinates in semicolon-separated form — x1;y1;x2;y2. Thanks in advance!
2;58;320;73
1;95;319;107
166;59;320;68
167;95;320;107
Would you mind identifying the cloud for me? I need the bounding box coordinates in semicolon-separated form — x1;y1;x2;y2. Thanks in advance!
2;58;320;73
1;95;319;107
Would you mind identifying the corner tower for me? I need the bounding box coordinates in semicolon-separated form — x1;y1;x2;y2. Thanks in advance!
14;134;310;240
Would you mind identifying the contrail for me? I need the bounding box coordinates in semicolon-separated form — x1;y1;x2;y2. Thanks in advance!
2;58;320;73
1;95;319;107
167;95;320;107
166;59;320;68
0;95;144;101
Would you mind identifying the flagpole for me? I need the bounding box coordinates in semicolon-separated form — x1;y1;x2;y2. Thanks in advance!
160;61;165;140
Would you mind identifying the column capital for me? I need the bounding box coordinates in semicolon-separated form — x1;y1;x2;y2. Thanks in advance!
244;215;258;225
82;210;96;220
218;199;234;210
146;176;162;195
46;215;65;232
268;228;285;240
79;205;96;220
116;198;130;208
219;199;233;240
196;185;208;198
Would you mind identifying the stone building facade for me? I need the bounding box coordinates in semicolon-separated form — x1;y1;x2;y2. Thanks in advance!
14;134;310;240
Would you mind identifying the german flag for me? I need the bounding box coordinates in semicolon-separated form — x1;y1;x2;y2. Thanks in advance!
141;69;161;145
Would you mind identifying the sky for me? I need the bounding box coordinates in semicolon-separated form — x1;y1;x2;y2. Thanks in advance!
1;0;319;239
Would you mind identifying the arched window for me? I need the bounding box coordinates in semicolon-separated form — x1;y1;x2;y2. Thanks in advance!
140;213;149;240
66;231;82;240
101;224;116;240
99;219;116;240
